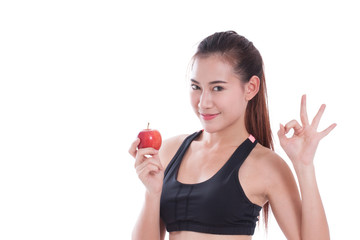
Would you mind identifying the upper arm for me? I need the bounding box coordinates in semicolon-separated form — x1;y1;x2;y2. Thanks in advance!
266;154;302;240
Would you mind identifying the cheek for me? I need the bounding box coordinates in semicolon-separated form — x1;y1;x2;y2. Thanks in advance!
221;91;246;113
189;91;199;109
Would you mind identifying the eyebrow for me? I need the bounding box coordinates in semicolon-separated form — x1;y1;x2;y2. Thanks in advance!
190;79;228;85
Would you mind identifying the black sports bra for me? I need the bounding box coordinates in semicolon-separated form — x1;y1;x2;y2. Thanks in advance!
160;130;262;235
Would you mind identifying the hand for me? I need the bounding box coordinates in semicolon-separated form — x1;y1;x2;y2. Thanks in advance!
129;138;164;195
277;95;337;166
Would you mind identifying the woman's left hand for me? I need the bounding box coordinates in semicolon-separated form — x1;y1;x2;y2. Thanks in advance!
277;95;337;166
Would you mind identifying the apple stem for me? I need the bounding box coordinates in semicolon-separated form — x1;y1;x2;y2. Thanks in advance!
147;122;150;129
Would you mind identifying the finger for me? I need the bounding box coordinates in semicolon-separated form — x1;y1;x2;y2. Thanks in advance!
277;123;286;138
277;123;288;146
134;148;160;168
319;123;337;139
136;157;163;173
136;147;159;158
137;163;162;179
138;154;163;170
136;159;163;180
128;138;141;158
284;120;303;135
300;94;309;126
137;162;161;175
311;104;326;129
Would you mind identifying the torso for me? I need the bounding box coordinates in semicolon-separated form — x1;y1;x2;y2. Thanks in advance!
176;134;269;207
160;133;274;240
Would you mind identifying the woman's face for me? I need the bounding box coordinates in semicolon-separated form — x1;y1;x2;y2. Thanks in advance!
190;55;248;133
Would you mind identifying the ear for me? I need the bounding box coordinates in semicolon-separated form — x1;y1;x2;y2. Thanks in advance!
244;76;260;101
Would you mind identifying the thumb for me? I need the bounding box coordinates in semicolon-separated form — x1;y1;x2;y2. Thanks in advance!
277;123;287;144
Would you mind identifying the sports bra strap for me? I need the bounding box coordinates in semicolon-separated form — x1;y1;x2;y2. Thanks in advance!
164;131;257;180
215;136;257;179
164;131;202;178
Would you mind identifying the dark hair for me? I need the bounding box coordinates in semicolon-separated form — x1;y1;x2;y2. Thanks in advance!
193;30;273;228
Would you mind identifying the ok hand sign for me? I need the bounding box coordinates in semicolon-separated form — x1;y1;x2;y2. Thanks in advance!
277;95;337;166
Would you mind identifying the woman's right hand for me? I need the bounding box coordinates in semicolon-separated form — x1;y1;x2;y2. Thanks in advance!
129;138;164;195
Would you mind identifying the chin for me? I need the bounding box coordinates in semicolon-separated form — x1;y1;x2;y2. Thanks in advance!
200;122;223;134
200;116;243;134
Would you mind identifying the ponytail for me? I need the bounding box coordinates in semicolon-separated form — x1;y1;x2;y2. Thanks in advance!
245;72;273;228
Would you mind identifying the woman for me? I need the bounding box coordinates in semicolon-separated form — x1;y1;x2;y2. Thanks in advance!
129;31;336;240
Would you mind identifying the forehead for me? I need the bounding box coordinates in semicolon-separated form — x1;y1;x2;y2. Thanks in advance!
191;55;239;82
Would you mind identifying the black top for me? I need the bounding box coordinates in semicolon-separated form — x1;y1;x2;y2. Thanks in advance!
160;130;262;235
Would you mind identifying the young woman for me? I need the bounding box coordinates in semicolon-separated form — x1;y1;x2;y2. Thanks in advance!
129;31;336;240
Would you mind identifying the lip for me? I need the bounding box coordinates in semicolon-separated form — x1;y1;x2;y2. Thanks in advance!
200;113;220;121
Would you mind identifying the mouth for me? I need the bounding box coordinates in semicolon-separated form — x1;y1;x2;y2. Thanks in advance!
200;113;220;121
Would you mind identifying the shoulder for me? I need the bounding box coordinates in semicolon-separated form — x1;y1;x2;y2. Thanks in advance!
159;134;189;170
251;143;296;195
252;144;288;170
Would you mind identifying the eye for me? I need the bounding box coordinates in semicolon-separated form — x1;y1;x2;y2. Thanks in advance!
213;86;224;91
191;84;201;90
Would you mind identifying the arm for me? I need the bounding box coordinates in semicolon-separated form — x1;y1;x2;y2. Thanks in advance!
129;135;187;240
129;139;166;240
277;95;336;240
132;191;166;240
266;154;302;239
294;163;328;240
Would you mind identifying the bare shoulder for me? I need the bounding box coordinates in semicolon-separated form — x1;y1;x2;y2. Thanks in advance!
251;144;296;193
159;134;189;170
252;144;288;170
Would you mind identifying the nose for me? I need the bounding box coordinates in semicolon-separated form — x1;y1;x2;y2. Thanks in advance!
198;90;213;109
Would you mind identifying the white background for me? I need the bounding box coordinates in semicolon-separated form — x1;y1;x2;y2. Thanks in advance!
1;0;359;239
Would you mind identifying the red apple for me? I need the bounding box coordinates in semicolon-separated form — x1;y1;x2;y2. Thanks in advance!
137;123;162;150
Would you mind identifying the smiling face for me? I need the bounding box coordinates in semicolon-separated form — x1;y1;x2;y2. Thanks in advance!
190;55;249;133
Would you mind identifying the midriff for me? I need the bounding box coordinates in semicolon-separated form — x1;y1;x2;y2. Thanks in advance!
169;231;252;240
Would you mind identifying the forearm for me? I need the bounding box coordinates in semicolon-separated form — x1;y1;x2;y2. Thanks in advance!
132;191;162;240
294;163;330;240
